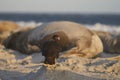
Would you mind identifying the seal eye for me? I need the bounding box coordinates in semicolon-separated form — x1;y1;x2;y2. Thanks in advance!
53;35;60;41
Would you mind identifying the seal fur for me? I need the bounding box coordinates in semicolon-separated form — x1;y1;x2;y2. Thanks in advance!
4;21;103;57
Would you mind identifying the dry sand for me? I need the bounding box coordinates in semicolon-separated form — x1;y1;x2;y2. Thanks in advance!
0;44;120;80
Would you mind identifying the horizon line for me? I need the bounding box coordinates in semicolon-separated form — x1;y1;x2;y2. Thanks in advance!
0;12;120;15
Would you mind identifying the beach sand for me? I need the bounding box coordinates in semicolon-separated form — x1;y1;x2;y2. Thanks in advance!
0;44;120;80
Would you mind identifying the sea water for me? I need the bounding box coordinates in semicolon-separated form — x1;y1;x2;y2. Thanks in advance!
0;13;120;33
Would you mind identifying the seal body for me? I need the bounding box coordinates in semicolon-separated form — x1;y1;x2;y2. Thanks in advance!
94;30;120;53
4;21;103;57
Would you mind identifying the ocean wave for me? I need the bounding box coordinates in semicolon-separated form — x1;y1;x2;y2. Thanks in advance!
16;21;42;27
16;21;120;34
86;23;120;34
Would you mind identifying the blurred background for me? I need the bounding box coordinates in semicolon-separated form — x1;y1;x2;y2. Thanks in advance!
0;0;120;25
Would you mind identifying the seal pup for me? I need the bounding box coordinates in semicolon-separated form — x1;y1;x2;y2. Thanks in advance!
41;35;62;65
4;27;40;54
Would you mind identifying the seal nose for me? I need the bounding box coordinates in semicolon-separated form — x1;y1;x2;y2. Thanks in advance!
44;57;55;65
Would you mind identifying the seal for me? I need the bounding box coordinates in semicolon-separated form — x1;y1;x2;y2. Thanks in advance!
0;21;19;33
4;21;103;58
93;30;120;53
0;21;19;44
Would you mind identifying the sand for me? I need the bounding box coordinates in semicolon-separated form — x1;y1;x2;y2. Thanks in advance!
0;44;120;80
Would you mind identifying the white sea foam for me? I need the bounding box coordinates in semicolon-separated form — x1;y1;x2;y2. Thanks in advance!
85;23;120;34
16;21;42;27
16;21;120;34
